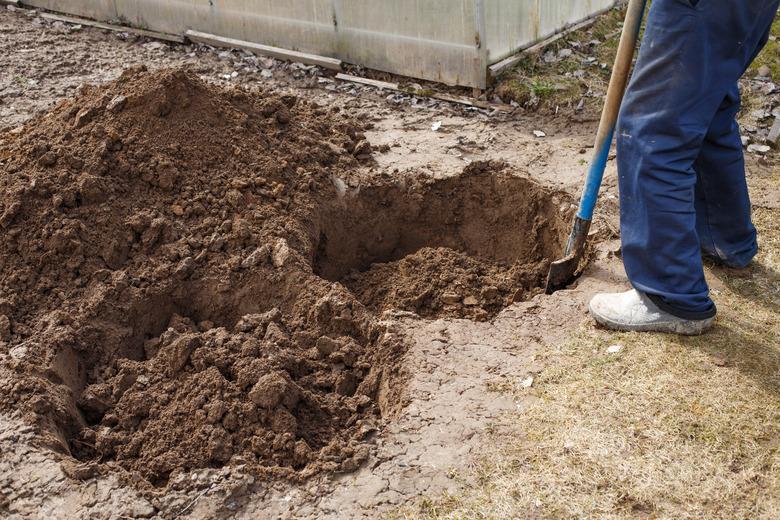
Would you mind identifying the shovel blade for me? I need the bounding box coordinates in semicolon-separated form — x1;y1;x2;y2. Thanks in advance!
545;254;580;294
545;216;592;294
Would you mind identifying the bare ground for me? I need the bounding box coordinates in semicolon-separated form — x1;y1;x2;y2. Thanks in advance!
1;4;779;520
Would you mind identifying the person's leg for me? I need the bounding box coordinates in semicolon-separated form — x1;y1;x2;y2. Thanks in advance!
694;21;774;269
615;0;779;319
694;85;757;268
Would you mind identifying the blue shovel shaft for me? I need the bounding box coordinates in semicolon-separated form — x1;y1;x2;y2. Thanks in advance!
575;0;648;224
578;126;616;221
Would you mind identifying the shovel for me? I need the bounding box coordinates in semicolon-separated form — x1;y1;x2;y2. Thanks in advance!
545;0;648;294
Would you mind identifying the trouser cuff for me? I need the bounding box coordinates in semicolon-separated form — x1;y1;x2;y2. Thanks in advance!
645;293;717;321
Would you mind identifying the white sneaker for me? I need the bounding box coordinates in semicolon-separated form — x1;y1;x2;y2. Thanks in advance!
589;289;715;335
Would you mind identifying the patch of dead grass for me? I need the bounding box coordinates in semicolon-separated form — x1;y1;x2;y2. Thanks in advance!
393;208;780;519
493;7;780;115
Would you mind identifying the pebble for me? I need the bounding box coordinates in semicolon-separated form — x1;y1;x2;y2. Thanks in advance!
272;238;290;268
9;345;27;360
758;65;772;78
767;117;780;145
606;344;623;354
440;293;461;305
748;143;771;154
106;95;127;113
241;245;270;268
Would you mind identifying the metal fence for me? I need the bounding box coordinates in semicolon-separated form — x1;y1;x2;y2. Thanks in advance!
24;0;616;88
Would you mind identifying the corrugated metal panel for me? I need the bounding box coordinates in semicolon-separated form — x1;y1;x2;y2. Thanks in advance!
22;0;614;88
25;0;116;20
126;1;338;53
484;0;616;63
336;0;482;88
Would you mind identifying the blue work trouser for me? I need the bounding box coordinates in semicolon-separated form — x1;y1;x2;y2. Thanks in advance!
617;0;779;319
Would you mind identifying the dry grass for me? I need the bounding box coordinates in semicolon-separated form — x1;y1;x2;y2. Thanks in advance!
494;7;780;112
491;6;624;109
391;10;780;519
392;208;780;519
749;17;780;79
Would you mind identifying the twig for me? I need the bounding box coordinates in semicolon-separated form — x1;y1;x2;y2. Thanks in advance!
173;484;214;518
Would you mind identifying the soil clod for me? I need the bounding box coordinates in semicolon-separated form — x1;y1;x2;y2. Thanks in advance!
0;67;572;491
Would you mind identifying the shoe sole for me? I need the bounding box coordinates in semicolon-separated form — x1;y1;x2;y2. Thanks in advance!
589;304;714;336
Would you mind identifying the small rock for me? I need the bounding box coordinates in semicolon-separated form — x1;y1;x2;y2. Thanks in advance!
440;293;461;305
9;345;27;360
173;256;195;279
241;245;270;269
558;48;573;59
520;376;534;388
73;106;98;128
752;109;771;120
332;177;347;197
143;41;167;52
431;121;442;132
606;344;623;354
106;95;127;113
533;130;546;138
758;65;772;78
271;238;290;268
766;117;780;146
748;143;771;154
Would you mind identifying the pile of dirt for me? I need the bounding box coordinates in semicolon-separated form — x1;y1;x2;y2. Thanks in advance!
0;66;572;489
0;66;400;487
344;247;551;321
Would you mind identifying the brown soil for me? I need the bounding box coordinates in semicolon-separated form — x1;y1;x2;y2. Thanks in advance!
0;66;572;490
326;170;574;320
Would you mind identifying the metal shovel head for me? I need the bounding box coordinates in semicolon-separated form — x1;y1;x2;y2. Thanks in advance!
545;254;581;294
545;216;592;294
